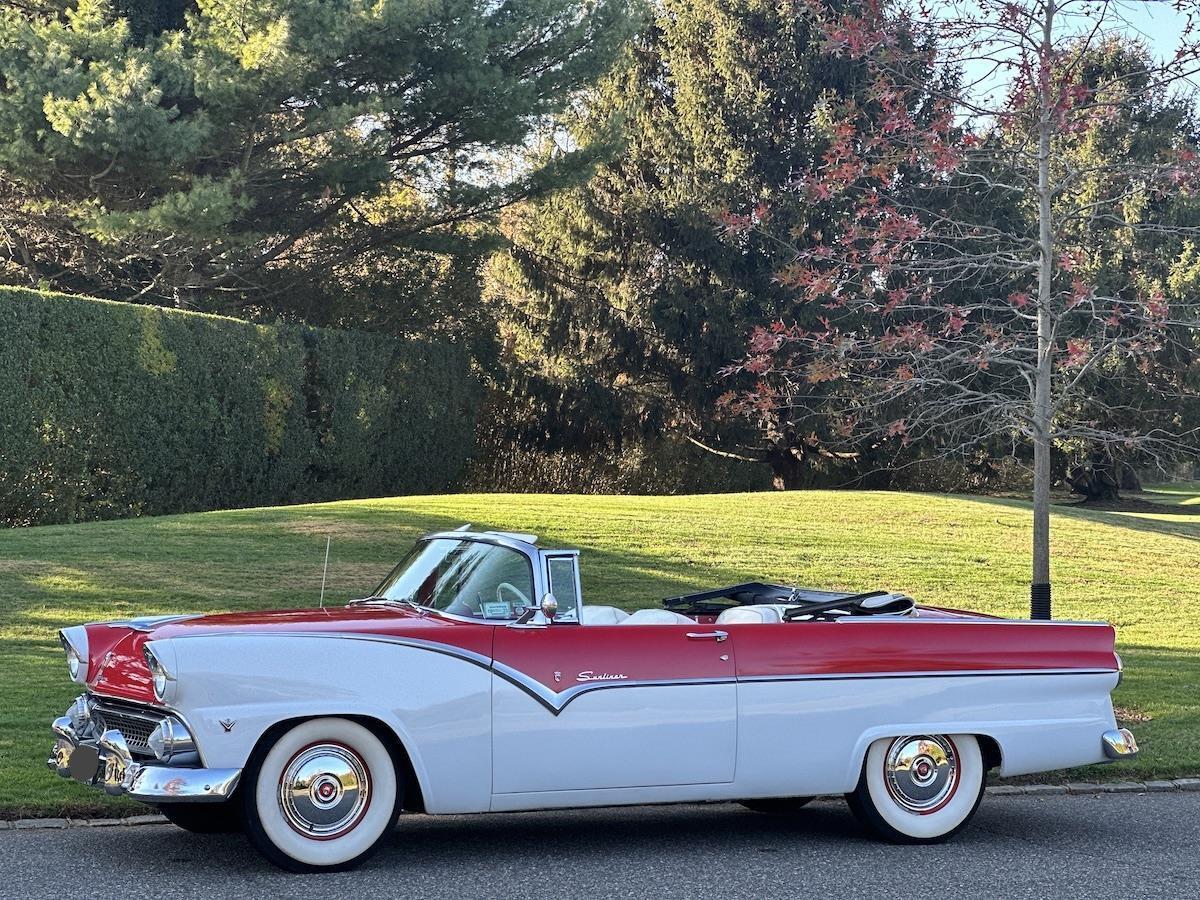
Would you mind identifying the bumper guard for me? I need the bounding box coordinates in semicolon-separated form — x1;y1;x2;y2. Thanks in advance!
48;700;240;803
1101;728;1139;760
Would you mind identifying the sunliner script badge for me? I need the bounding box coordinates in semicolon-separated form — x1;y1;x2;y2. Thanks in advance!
576;671;629;682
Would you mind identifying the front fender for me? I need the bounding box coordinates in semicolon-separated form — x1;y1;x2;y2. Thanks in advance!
161;633;493;814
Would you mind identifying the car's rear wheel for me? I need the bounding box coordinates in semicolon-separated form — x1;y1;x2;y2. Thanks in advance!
846;733;985;843
242;717;401;872
738;797;814;814
157;800;243;833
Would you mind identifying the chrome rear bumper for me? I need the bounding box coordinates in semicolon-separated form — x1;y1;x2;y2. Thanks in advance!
48;699;240;803
1101;728;1139;760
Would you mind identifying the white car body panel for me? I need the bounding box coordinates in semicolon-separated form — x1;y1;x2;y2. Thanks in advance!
167;634;493;814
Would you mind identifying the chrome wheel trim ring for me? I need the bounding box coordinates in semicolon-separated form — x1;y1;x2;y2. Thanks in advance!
278;742;371;839
883;735;959;815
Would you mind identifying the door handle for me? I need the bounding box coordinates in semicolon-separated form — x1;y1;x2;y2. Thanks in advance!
686;631;728;642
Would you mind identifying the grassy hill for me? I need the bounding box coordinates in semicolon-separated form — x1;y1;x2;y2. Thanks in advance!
2;487;1197;817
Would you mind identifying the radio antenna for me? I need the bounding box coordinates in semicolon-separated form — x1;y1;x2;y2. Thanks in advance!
319;535;331;609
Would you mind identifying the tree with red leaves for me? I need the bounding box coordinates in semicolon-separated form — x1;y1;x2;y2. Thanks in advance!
724;0;1200;618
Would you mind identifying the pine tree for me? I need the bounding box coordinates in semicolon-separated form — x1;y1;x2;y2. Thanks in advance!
0;0;633;312
484;0;861;485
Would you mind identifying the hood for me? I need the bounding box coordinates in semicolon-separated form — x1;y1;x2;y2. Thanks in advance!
82;605;492;704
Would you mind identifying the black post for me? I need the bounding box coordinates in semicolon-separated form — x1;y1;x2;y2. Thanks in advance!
1031;582;1052;620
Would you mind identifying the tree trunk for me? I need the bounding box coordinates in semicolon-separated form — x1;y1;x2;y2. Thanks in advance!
1067;455;1120;501
1031;0;1056;621
766;442;807;490
1119;464;1142;493
1067;450;1138;502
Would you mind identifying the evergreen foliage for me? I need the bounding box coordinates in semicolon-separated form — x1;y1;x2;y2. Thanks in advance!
0;287;480;525
484;0;861;485
0;0;633;313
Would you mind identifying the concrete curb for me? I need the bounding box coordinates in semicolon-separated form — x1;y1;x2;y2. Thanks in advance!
986;777;1200;797
2;813;168;831
2;779;1199;830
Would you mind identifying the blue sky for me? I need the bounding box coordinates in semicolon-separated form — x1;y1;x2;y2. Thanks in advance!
952;1;1199;109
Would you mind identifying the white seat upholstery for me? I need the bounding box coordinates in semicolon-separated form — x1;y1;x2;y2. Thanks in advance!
617;608;696;625
714;605;784;625
580;605;631;625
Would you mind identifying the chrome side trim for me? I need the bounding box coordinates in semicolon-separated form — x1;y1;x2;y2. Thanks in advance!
491;664;734;715
837;617;1112;627
738;668;1116;684
151;629;496;668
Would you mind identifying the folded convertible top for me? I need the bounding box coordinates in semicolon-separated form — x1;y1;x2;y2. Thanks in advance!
662;582;872;615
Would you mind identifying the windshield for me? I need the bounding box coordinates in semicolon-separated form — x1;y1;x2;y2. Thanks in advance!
371;539;536;620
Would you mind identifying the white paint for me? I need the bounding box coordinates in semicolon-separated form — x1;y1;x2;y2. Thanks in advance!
491;678;736;795
163;634;493;814
142;633;1120;818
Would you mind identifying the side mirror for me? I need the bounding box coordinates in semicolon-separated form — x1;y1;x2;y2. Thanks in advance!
540;593;558;622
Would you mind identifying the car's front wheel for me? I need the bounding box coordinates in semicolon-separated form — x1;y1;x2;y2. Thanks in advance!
846;733;985;843
242;717;401;872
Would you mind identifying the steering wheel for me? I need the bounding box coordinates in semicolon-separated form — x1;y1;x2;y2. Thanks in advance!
496;581;531;609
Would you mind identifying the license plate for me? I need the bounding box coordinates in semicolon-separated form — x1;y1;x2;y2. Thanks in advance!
68;744;100;784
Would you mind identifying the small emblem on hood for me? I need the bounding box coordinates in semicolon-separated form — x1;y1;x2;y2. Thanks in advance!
219;719;236;733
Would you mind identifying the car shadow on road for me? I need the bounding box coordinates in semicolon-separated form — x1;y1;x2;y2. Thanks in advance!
124;800;1003;877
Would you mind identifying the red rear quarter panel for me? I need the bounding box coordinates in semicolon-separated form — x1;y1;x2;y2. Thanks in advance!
731;619;1118;678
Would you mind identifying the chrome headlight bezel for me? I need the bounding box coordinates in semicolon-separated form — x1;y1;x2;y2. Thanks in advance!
59;627;89;684
142;643;176;704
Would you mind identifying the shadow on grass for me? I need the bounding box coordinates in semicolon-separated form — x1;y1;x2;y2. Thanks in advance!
943;492;1200;544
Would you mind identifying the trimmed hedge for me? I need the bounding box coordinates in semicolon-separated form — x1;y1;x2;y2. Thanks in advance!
0;287;480;526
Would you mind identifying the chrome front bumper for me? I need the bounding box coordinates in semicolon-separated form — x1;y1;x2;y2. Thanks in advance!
48;700;240;803
1101;728;1139;760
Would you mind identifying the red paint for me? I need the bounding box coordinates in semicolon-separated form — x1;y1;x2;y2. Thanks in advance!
493;623;734;694
82;603;1116;706
727;619;1117;678
86;606;494;704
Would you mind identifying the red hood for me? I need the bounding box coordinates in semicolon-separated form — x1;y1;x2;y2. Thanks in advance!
84;605;493;704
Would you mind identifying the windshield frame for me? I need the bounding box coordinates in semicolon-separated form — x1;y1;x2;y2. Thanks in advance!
370;534;545;622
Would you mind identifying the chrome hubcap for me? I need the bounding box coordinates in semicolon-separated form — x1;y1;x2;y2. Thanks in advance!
278;743;370;838
884;735;958;814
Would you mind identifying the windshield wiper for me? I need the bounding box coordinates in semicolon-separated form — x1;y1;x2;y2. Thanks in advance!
349;596;430;616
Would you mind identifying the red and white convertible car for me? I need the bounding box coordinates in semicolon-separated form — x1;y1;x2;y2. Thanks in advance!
50;528;1138;871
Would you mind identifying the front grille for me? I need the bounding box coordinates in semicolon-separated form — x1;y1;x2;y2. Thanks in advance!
91;701;167;758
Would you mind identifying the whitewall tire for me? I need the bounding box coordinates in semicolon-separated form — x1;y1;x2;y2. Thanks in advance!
243;717;401;872
847;734;985;843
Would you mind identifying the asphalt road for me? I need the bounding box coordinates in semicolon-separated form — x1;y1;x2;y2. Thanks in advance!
2;793;1198;899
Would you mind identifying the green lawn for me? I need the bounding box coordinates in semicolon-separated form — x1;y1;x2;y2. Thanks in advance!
2;488;1197;817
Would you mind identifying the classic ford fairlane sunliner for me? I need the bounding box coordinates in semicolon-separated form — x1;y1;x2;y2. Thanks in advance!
49;528;1138;871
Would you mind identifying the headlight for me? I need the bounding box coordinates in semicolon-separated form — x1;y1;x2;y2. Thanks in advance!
143;645;174;703
59;627;89;684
